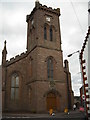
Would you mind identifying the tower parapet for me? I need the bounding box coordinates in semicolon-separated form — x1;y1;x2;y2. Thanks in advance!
26;2;60;22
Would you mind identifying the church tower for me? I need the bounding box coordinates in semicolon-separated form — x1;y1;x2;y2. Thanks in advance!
26;1;73;112
26;1;61;52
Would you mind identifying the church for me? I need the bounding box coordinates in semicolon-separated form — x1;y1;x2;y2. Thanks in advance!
2;1;74;113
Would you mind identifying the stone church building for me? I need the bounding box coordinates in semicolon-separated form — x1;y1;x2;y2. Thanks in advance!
2;1;74;113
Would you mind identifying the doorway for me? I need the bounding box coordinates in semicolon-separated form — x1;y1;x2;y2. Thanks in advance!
46;93;57;111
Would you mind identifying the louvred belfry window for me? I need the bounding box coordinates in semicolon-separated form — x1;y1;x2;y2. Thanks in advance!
44;25;47;40
50;27;53;41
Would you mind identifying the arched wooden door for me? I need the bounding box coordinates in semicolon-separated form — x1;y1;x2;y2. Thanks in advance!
46;93;57;110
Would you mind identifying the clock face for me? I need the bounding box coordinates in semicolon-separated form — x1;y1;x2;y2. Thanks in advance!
46;17;50;22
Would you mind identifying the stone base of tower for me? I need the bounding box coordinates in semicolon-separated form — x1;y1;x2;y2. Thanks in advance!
25;81;69;113
2;80;70;114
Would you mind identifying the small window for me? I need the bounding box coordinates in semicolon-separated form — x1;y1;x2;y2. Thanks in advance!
11;74;19;101
50;27;53;41
44;25;47;40
47;58;53;79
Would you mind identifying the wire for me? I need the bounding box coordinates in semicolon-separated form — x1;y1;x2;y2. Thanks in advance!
69;0;84;34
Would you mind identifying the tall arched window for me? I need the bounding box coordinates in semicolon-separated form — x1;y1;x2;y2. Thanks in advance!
30;57;33;77
28;88;31;104
50;27;53;41
44;25;47;40
11;74;19;100
28;87;32;104
47;58;53;79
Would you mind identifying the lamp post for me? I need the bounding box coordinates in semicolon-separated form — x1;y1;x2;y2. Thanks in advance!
67;50;87;116
67;50;79;57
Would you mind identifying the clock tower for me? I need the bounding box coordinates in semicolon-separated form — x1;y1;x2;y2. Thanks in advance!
26;1;61;52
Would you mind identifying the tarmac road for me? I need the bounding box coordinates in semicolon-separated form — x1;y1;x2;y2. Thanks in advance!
1;110;88;120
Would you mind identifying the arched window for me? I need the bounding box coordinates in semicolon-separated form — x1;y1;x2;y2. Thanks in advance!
50;27;53;41
30;57;33;77
28;87;32;104
44;25;47;40
47;58;53;79
11;74;19;100
28;88;31;104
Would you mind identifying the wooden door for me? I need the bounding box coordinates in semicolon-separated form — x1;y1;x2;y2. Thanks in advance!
46;93;57;110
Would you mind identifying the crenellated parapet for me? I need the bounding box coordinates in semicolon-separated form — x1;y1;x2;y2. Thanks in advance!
6;51;28;66
26;1;60;22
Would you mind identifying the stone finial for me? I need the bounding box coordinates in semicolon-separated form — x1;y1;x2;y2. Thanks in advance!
3;40;7;53
2;40;7;64
36;0;39;2
4;40;7;53
56;8;60;12
35;0;40;7
4;40;6;48
64;59;69;71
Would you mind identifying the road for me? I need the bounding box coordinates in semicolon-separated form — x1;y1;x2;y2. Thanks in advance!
1;110;88;120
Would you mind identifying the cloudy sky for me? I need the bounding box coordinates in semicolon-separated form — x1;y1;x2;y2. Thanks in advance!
0;0;89;96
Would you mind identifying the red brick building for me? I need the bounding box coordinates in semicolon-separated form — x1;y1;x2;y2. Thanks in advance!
2;1;73;113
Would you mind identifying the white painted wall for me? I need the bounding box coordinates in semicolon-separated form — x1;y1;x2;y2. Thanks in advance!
88;1;90;27
88;1;90;114
88;1;90;93
0;66;2;119
82;1;90;114
87;35;89;90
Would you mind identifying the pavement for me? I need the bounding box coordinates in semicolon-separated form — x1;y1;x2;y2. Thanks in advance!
1;109;88;120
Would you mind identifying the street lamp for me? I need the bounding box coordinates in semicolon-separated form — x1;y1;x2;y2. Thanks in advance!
67;50;87;117
67;50;79;57
67;50;81;96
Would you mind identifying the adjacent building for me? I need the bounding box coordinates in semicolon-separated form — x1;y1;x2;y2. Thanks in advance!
0;65;2;118
2;1;73;113
79;1;90;116
88;1;90;115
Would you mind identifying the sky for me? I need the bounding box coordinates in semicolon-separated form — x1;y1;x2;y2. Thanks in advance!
0;0;89;96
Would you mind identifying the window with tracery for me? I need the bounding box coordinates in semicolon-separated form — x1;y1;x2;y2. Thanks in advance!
29;57;33;77
28;88;32;104
47;58;53;79
11;74;19;100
